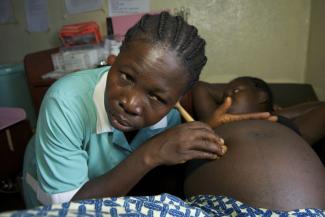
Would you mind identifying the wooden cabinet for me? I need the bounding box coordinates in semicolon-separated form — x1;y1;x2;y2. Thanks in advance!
0;119;32;212
24;47;59;114
0;120;32;178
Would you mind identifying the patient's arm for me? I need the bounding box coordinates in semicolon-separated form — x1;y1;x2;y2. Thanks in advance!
275;101;324;119
293;104;325;144
192;81;225;122
192;82;274;128
276;102;325;144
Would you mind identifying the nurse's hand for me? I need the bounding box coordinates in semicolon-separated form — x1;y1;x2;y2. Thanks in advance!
206;97;277;128
141;121;227;167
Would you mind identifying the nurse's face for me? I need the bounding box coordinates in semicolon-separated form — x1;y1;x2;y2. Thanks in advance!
105;41;188;132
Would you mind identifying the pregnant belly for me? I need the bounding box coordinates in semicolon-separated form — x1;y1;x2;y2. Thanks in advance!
184;120;325;211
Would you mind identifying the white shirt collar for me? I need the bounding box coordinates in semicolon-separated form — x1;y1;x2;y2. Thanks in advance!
93;71;113;134
93;71;168;134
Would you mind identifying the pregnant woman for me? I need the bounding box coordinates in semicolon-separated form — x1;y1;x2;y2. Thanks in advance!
184;77;325;211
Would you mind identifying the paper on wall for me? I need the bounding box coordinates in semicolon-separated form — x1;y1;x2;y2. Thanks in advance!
108;0;150;17
111;13;144;36
24;0;48;32
64;0;103;15
0;0;14;24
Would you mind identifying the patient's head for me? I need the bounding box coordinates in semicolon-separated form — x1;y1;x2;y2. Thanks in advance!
224;76;273;114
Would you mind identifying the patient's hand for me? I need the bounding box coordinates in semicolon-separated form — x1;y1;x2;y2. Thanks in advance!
206;97;277;128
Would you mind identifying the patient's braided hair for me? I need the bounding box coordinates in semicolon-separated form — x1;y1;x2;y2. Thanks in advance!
121;11;207;91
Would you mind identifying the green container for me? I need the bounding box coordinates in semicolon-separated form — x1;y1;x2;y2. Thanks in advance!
0;64;36;128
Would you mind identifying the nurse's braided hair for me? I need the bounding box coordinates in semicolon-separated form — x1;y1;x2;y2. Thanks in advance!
121;11;207;91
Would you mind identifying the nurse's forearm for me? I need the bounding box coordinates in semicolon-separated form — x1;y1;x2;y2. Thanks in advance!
72;145;156;201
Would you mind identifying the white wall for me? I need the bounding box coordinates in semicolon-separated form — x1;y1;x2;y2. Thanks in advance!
306;0;325;100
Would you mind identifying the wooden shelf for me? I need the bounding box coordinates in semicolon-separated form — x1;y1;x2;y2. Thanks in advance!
24;47;59;114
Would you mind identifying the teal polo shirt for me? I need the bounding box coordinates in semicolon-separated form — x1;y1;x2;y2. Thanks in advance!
22;66;181;208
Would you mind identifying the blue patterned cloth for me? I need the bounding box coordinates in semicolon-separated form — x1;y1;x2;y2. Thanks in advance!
187;195;325;217
1;194;324;217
